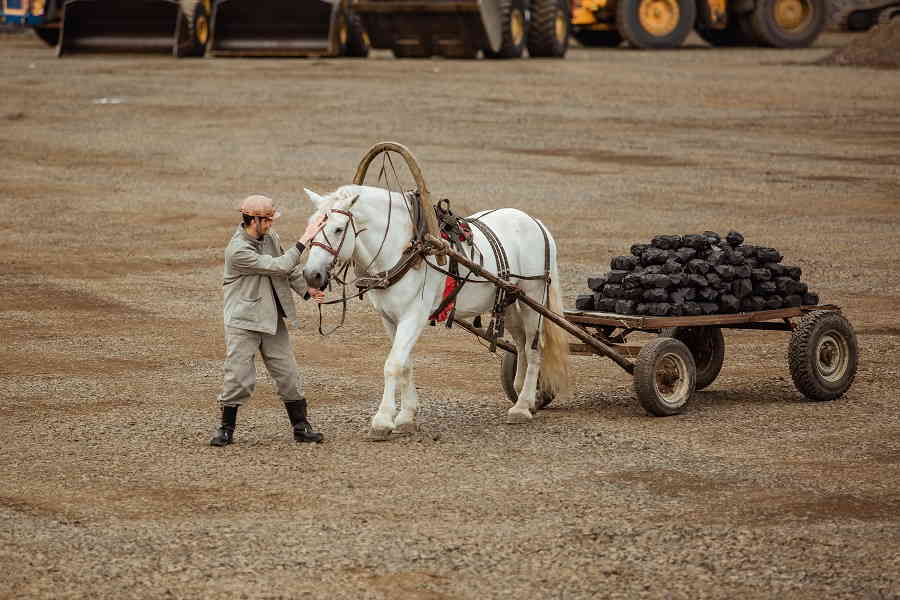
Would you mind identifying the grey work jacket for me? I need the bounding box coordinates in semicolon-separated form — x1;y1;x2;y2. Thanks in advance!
222;226;309;335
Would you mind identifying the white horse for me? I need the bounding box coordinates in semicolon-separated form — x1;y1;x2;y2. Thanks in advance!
301;184;569;439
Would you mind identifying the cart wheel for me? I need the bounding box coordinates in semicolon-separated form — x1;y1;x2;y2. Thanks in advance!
634;337;696;416
659;326;724;391
501;351;555;410
788;311;858;401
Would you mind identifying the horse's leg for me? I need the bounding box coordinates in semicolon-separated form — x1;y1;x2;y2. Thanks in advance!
370;315;426;440
394;363;418;434
504;311;528;396
379;314;417;434
507;306;543;424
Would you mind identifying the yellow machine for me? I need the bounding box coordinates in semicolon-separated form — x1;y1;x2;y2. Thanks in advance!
352;0;571;59
204;0;369;57
571;0;827;48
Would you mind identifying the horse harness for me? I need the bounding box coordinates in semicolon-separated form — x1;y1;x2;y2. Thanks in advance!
427;200;553;352
313;193;552;351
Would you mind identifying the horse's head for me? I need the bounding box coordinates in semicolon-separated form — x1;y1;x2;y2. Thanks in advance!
302;187;362;291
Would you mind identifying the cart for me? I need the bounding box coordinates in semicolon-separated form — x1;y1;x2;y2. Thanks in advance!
352;142;859;417
433;246;859;417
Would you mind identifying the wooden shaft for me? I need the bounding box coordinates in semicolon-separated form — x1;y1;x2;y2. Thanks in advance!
451;317;517;354
429;235;635;374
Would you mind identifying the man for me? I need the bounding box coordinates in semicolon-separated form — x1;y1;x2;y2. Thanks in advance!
211;194;327;447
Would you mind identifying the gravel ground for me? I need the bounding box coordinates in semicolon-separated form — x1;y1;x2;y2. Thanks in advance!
1;31;899;599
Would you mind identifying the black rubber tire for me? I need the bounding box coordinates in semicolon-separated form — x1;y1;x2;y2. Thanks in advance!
634;337;696;416
33;26;60;47
484;0;528;58
181;2;210;58
616;0;696;49
749;0;826;47
788;311;858;402
527;0;570;57
346;12;370;57
659;326;725;391
501;351;555;410
572;28;623;47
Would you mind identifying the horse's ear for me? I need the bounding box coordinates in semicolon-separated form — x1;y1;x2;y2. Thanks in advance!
304;188;327;210
348;194;360;209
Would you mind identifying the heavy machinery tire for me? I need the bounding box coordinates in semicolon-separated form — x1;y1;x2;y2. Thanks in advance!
749;0;826;47
527;0;570;57
659;326;725;391
634;337;696;416
484;0;528;58
572;28;623;46
501;351;555;410
788;311;858;402
346;12;370;57
188;2;211;57
616;0;696;48
33;26;60;47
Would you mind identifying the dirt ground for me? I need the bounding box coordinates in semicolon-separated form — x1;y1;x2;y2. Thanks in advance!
2;30;899;599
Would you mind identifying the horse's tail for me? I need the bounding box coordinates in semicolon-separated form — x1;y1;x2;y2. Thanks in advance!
540;267;570;398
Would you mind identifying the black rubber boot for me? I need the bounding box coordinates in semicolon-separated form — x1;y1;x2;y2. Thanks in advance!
210;405;238;447
284;399;324;443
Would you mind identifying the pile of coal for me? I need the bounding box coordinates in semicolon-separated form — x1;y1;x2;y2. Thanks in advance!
575;231;820;316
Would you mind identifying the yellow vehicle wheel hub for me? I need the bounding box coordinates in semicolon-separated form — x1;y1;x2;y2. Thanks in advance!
555;9;567;42
638;0;680;36
773;0;812;31
196;15;208;45
339;19;348;46
511;8;526;45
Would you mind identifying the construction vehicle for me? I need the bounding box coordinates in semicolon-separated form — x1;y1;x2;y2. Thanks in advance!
0;0;183;55
1;0;64;45
203;0;369;57
830;0;900;30
571;0;827;48
57;0;182;55
351;0;571;58
1;0;368;58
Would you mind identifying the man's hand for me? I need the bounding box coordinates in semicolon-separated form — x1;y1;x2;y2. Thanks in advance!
300;214;327;246
308;288;326;303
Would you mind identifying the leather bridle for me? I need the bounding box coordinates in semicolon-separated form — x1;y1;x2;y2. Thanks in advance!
308;208;367;260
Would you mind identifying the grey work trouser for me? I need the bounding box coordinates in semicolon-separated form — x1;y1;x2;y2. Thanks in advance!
217;319;303;407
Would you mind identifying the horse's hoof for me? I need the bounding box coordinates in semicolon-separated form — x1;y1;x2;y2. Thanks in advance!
505;409;533;424
393;422;418;435
368;428;392;441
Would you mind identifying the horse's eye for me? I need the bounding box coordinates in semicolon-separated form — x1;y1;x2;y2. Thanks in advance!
334;228;343;234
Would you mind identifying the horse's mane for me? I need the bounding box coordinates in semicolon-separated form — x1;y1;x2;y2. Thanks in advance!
317;185;361;214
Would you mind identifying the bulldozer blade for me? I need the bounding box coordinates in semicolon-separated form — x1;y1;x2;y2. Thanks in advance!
58;0;181;56
209;0;338;57
352;0;502;57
